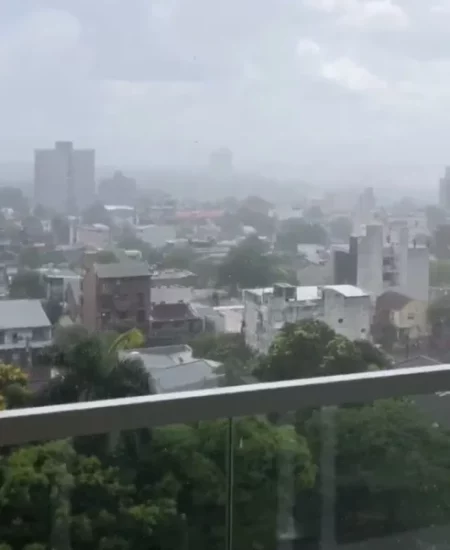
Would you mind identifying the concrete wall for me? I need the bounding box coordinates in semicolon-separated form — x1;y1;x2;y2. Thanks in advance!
406;246;430;302
357;224;383;297
323;290;371;341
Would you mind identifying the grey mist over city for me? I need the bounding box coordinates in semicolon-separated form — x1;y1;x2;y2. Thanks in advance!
4;2;450;550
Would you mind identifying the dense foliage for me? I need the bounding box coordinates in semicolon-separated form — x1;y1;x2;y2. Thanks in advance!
0;322;449;550
9;270;45;299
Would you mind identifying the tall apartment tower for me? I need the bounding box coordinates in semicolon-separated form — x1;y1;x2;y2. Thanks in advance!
439;166;450;210
34;141;95;213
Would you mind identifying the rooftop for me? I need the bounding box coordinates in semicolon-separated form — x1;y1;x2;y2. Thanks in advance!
150;360;222;393
376;290;413;311
0;299;51;330
121;345;223;393
94;261;151;279
150;302;199;321
245;284;369;301
325;285;369;298
152;268;196;281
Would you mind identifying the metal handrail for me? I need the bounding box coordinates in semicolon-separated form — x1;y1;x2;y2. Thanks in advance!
1;364;450;446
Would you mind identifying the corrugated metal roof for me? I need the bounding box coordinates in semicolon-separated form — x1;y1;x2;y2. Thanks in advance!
0;299;51;329
94;261;150;279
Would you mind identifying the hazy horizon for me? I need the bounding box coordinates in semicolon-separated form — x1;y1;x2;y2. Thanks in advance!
0;1;450;172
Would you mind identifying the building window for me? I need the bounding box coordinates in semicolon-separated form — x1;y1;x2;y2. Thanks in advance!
338;318;343;324
152;321;162;330
101;311;111;323
407;313;415;320
137;293;145;306
118;310;127;320
33;328;47;341
173;320;184;328
0;331;5;344
12;352;20;364
100;294;113;309
137;310;146;323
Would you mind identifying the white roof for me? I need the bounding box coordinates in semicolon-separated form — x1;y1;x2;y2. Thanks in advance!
245;284;368;301
296;286;320;301
325;285;369;298
0;300;51;330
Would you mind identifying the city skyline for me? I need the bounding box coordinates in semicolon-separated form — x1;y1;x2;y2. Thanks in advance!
0;1;449;169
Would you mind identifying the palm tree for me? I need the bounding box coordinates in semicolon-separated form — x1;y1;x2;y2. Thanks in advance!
35;327;150;406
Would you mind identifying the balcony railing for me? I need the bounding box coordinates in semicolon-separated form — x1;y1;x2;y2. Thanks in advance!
2;364;450;549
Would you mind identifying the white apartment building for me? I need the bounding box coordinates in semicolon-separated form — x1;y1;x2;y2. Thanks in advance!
333;224;430;303
75;223;111;249
243;283;372;354
34;141;95;213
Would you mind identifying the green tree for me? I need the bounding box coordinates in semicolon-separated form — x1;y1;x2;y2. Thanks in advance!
18;246;42;269
36;329;149;405
0;362;30;410
277;219;328;253
430;259;450;286
256;320;387;382
162;247;196;270
145;416;316;550
95;250;119;264
217;236;276;291
53;323;89;348
116;235;163;266
9;271;45;299
190;333;253;363
305;398;450;543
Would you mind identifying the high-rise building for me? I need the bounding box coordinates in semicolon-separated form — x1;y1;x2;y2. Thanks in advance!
34;141;95;213
439;166;450;210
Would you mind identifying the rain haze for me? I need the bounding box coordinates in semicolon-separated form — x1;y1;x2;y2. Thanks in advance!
0;0;449;193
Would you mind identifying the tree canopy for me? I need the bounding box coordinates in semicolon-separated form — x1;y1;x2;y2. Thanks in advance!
18;246;42;269
2;321;450;550
217;236;277;291
277;218;328;252
9;270;45;299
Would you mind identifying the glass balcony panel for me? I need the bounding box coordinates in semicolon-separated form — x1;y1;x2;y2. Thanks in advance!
230;393;450;550
0;422;228;550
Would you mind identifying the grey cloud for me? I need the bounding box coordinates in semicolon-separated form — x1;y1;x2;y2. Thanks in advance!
0;0;449;168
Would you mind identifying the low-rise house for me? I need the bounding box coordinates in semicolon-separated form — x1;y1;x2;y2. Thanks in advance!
152;268;197;288
39;267;82;303
121;344;223;393
0;299;52;367
243;283;372;354
375;290;428;342
82;261;151;335
149;302;203;346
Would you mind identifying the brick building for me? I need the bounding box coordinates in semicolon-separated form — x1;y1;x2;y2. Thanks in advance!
81;261;151;335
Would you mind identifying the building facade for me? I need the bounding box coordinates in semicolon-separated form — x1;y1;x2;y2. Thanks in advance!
440;166;450;210
243;283;372;354
34;141;95;213
81;261;151;335
333;224;429;303
0;299;52;367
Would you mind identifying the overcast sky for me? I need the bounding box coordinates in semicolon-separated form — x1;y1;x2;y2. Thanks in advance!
1;0;450;170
